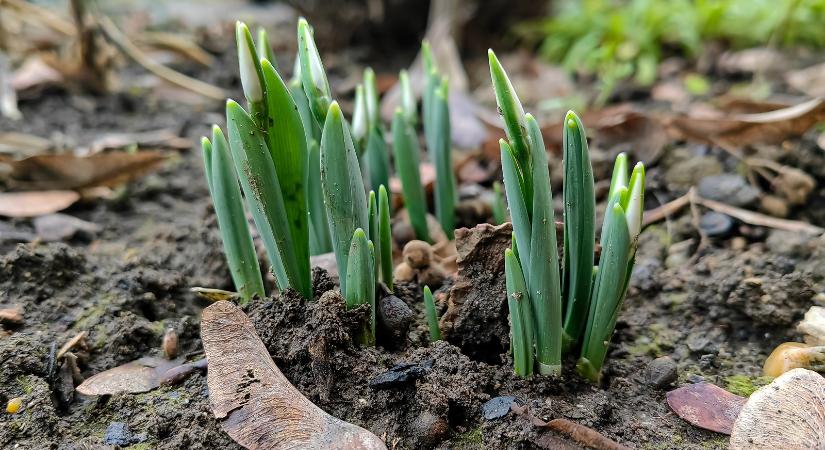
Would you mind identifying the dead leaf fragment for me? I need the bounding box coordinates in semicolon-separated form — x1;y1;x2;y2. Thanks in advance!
57;331;87;359
0;307;24;325
666;382;747;434
201;300;387;450
0;190;80;218
34;213;101;241
76;356;183;395
3;150;166;190
785;62;825;98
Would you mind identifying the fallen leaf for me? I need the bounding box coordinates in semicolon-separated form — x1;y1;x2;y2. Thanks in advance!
0;307;24;325
663;97;825;149
76;356;183;396
201;300;387;450
717;48;786;75
34;213;101;241
666;382;747;434
2;150;166;190
86;128;191;154
785;62;825;98
0;190;80;217
11;55;64;92
510;404;631;450
0;132;52;158
448;90;488;149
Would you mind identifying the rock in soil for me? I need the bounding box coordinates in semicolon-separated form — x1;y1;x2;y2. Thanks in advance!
645;356;678;388
697;174;760;207
482;395;518;420
699;212;734;237
377;294;414;347
369;361;432;389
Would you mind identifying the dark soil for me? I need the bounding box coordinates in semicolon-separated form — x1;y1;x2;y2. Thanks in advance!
2;31;825;450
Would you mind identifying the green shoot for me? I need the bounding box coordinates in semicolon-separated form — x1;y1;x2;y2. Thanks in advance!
430;78;455;239
346;228;376;345
201;128;265;304
297;18;331;124
491;181;507;225
391;107;430;242
561;112;595;351
368;190;380;278
399;70;416;127
423;286;441;341
505;248;533;377
490;51;645;380
256;27;276;69
320;101;369;298
378;185;393;290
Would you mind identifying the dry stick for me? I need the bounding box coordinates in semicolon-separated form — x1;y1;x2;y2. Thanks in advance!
97;16;225;101
643;190;824;235
547;418;631;450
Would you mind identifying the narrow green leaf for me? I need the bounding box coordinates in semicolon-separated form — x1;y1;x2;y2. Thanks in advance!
608;152;628;203
578;201;631;382
363;67;379;129
488;49;531;201
368;190;380;278
236;22;264;104
391;109;430;242
297;18;331;124
423;286;441;341
365;128;390;193
505;248;534;377
500;139;531;270
256;27;276;69
491;181;507;225
320;101;369;297
260;59;312;299
525;114;562;376
624;162;645;244
432;80;455;239
205;127;265;304
345;228;376;345
378;185;393;291
201;137;213;191
561;111;595;351
225;100;295;292
399;70;416;127
352;85;368;151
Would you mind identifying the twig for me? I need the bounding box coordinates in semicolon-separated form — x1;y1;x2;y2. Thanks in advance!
547;418;631;450
688;188;709;261
97;16;225;101
643;189;824;235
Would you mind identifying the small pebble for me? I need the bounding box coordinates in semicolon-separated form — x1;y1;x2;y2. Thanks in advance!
644;356;678;388
103;422;134;446
699;212;734;237
686;374;705;384
6;397;22;414
482;396;517;420
162;328;178;359
697;174;760;207
377;295;413;345
369;361;431;389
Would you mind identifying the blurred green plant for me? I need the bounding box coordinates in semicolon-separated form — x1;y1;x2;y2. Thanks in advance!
423;286;442;342
523;0;825;102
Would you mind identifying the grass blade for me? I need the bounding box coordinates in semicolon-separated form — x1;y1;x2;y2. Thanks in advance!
378;185;393;290
505;248;534;377
391;108;430;242
525;114;562;375
423;286;441;341
320;101;369;297
561;111;595;351
260;59;312;299
204;128;265;304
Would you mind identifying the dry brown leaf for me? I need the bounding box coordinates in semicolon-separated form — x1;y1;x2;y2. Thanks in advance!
34;213;101;241
666;382;747;434
11;55;64;92
0;307;24;325
663;97;825;149
785;62;825;98
3;150;166;190
201;301;387;450
0;190;80;218
76;356;183;396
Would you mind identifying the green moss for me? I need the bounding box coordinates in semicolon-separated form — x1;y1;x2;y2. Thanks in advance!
724;375;773;397
452;426;483;447
72;292;117;331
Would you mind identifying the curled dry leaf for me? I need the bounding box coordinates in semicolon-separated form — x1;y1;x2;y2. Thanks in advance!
0;190;80;218
763;342;825;377
201;301;387;450
2;150;166;190
666;382;747;435
664;97;825;149
76;356;184;395
730;368;825;449
34;213;101;241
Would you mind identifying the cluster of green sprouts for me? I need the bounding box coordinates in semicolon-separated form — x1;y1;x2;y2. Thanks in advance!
490;51;645;382
202;19;454;346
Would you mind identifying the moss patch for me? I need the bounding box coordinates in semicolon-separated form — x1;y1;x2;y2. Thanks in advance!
724;374;773;397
